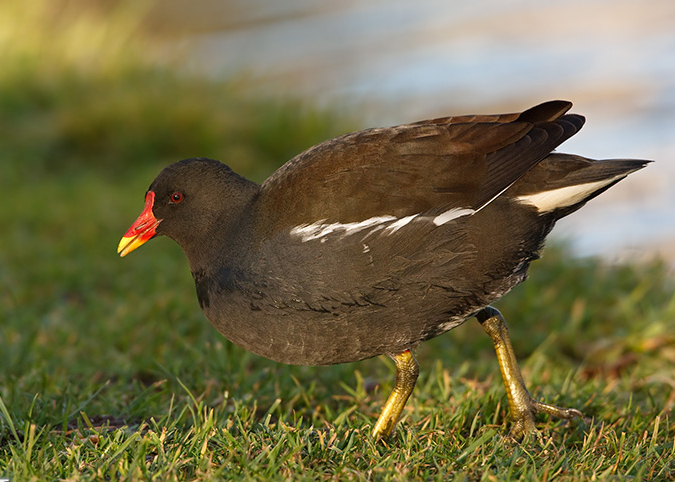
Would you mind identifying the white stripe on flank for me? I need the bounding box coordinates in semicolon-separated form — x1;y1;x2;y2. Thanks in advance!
290;208;475;243
384;214;418;233
516;175;625;212
290;216;396;242
433;208;476;226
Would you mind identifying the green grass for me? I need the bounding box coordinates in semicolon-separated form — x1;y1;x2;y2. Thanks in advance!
1;1;675;480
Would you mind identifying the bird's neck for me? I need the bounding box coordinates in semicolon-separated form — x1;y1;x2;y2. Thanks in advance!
181;184;260;276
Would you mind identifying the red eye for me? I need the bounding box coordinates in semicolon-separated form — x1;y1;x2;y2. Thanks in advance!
170;192;183;203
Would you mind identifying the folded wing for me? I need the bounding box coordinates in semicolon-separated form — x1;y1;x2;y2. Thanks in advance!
259;101;585;234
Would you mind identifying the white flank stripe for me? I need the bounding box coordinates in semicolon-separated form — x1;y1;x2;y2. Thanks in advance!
290;216;396;242
516;175;625;212
290;208;476;243
433;208;476;226
384;214;418;233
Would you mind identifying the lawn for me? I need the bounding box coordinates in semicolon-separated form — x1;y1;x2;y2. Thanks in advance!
1;2;674;480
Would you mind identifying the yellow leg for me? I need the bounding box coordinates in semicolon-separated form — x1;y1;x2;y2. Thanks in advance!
372;350;419;439
476;306;582;439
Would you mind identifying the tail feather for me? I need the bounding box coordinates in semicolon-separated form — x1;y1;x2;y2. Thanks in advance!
507;153;650;216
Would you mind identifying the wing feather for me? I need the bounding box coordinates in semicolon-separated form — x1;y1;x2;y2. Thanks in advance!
258;101;584;234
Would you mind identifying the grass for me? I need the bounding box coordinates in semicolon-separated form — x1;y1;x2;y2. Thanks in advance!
1;1;675;480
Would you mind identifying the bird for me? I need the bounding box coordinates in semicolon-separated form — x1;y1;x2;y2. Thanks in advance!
118;100;648;440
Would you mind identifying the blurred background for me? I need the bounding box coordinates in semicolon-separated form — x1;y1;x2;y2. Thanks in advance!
155;0;675;262
2;0;673;262
1;3;674;472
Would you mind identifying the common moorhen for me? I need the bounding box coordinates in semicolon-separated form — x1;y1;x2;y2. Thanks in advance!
118;101;647;439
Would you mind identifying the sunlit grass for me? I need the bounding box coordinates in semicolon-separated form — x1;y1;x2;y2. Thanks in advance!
0;0;353;182
1;1;674;480
0;0;152;72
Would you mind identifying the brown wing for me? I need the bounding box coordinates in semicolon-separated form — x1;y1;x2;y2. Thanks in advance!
408;98;573;126
258;101;584;232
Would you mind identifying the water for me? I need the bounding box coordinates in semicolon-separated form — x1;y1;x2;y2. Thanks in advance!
159;0;675;261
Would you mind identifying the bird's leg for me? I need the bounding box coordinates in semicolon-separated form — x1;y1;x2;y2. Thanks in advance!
476;306;582;439
372;349;419;440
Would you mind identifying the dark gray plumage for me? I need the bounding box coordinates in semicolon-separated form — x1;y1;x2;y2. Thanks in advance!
121;101;647;366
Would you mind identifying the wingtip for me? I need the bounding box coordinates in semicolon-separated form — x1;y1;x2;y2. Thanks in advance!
518;100;573;123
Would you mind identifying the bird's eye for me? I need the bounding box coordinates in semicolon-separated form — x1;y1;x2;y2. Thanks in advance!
170;192;184;203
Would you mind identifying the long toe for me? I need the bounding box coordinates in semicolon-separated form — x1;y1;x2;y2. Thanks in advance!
510;399;583;440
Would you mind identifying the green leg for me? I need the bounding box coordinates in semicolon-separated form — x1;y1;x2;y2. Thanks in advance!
372;350;419;439
476;306;582;439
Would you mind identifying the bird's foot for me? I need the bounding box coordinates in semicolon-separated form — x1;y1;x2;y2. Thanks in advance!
508;396;583;441
475;306;583;440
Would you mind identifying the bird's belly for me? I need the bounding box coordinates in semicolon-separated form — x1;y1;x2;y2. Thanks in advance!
199;269;524;366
